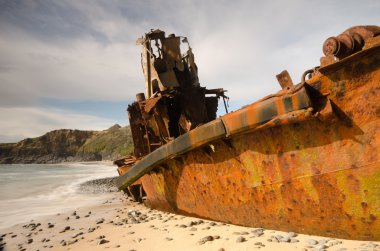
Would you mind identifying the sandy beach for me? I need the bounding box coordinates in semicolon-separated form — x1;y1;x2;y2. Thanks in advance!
1;178;379;251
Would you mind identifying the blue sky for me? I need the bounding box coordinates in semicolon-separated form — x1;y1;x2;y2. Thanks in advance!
0;0;379;142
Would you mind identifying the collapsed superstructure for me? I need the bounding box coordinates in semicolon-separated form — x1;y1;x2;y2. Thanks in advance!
129;29;227;158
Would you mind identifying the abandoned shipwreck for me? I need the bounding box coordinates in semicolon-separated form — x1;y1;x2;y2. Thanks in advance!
115;26;380;241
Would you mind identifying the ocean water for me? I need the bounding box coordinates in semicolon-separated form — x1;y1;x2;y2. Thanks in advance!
0;162;117;231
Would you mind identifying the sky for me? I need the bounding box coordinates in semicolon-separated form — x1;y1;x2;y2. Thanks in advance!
0;0;379;143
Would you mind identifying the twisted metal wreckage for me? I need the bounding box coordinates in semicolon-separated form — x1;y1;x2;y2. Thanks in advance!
114;26;380;240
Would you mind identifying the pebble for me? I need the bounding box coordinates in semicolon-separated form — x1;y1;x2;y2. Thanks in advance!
307;239;318;245
198;235;214;245
68;239;78;245
88;227;96;233
165;237;173;241
114;245;121;248
96;218;105;224
209;222;217;226
27;239;33;244
218;249;225;251
60;226;70;233
47;223;54;228
190;227;197;231
286;232;297;238
236;236;246;243
315;244;327;251
281;236;291;242
72;232;83;238
98;239;109;245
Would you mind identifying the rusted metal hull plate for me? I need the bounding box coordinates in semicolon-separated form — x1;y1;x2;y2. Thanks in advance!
116;119;226;190
141;119;380;240
221;86;311;136
138;46;380;240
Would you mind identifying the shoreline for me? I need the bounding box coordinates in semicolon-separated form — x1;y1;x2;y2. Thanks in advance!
1;177;379;251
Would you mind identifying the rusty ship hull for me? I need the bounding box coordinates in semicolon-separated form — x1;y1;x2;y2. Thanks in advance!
116;27;380;240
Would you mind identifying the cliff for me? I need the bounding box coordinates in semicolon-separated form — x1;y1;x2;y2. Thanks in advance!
0;125;133;164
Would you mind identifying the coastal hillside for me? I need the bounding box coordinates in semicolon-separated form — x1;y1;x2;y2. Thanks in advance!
0;125;133;164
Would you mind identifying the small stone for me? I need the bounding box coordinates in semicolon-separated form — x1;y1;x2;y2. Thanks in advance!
179;224;187;228
127;231;135;235
286;232;297;238
60;226;70;233
11;234;17;238
307;239;318;245
88;227;95;233
72;211;77;216
96;235;105;239
75;216;80;219
209;222;217;226
62;241;67;246
255;242;263;245
218;249;225;251
72;232;83;238
290;238;299;243
315;244;327;250
68;239;78;245
213;235;220;239
190;227;197;231
236;236;246;243
114;245;120;248
96;218;105;224
27;239;33;244
165;237;173;241
47;223;54;228
281;236;291;242
98;239;109;245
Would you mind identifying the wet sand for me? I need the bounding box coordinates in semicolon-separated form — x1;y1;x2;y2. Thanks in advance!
1;179;379;251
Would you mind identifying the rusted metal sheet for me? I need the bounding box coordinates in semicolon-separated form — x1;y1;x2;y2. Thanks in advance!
221;86;311;137
116;119;226;190
116;26;380;241
276;70;294;89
